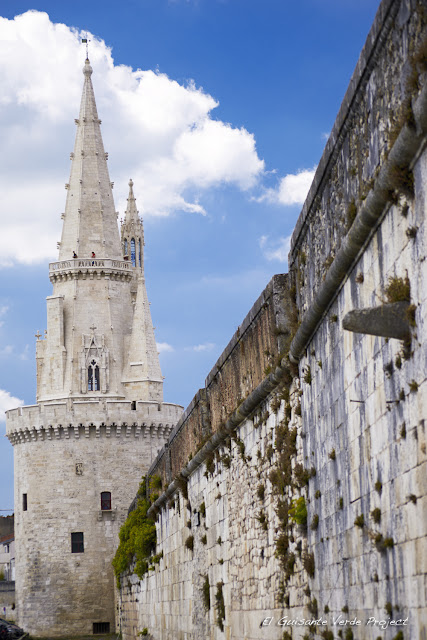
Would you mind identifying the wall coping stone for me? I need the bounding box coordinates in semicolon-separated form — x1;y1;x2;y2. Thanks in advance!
205;274;286;387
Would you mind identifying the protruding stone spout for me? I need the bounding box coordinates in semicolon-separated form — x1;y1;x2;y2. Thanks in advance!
342;302;411;339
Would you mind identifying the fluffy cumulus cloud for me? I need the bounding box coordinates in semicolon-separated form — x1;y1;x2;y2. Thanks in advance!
0;11;265;265
0;389;24;423
257;167;316;207
259;234;292;264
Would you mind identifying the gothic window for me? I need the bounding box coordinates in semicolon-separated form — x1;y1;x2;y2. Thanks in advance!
71;532;84;553
101;492;111;511
131;238;136;266
138;239;141;266
88;360;100;391
124;238;128;257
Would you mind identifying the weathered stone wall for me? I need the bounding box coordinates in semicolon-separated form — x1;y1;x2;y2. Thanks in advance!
120;388;307;640
117;1;427;638
290;0;427;316
145;274;288;490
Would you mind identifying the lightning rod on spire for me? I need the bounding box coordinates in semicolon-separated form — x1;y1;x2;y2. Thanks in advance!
81;33;90;59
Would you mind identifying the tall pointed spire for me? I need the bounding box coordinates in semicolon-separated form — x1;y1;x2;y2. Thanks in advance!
58;58;122;260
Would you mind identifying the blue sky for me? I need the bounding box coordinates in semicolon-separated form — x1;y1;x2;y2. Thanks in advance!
0;0;379;511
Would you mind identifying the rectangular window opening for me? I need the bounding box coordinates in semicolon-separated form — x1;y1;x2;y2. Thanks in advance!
93;622;110;634
101;492;111;511
23;493;27;511
71;532;84;553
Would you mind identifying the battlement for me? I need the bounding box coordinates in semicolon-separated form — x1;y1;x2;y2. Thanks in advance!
6;399;183;445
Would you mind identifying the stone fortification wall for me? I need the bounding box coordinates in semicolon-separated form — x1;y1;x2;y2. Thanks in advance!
145;274;288;490
290;0;426;316
118;1;427;638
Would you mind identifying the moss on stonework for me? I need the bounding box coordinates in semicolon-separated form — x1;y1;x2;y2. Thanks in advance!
112;477;156;588
215;581;225;631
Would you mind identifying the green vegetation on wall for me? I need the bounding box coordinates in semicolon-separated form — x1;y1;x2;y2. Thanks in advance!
112;477;157;587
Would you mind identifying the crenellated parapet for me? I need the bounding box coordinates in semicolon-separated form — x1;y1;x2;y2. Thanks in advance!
6;400;182;446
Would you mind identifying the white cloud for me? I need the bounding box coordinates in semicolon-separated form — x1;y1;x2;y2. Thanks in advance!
0;345;14;357
157;342;174;353
256;167;316;207
0;389;24;423
0;11;265;265
186;342;216;352
259;234;291;263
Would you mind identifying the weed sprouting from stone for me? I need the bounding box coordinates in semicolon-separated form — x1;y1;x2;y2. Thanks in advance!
215;582;225;631
371;508;381;524
385;275;410;303
354;514;365;528
185;535;194;551
202;574;210;610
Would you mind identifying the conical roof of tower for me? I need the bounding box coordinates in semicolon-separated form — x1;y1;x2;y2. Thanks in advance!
58;59;122;261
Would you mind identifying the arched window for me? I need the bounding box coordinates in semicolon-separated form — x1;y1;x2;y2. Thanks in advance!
101;492;111;511
124;238;128;257
131;238;136;266
138;239;141;266
88;360;100;392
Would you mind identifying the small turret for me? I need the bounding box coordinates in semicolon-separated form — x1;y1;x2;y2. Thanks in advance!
121;178;144;269
121;180;163;401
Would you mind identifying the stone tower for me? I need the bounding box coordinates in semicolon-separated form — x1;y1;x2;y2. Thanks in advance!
6;59;183;637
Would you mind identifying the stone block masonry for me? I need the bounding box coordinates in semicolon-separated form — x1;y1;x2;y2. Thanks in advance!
117;0;427;638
